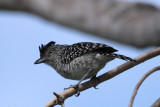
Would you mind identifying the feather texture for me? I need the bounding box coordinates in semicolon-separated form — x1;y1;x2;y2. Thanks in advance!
61;42;117;64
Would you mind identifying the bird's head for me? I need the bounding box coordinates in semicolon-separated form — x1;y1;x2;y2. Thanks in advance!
34;41;56;64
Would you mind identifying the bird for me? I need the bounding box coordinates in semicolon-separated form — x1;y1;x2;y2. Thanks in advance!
34;41;135;96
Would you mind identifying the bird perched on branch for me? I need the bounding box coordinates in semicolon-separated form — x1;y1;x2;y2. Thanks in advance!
34;41;135;96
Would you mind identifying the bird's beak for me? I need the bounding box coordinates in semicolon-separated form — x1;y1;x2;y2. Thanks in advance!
34;58;47;64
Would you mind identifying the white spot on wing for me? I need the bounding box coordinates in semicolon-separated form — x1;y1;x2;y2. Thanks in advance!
95;53;101;59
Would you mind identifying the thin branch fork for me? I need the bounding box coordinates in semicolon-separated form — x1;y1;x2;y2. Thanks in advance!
52;92;64;107
45;47;160;107
129;66;160;107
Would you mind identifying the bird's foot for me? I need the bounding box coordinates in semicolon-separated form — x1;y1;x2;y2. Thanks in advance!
90;76;100;89
64;84;80;97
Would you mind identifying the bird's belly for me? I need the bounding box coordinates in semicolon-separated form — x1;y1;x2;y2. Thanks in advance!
58;64;104;80
56;53;114;80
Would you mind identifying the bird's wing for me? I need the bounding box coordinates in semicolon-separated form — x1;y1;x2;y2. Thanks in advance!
61;42;117;64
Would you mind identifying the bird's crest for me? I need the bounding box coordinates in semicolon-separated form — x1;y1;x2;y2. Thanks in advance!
39;41;55;57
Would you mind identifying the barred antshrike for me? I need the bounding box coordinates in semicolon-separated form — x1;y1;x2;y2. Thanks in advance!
34;41;135;96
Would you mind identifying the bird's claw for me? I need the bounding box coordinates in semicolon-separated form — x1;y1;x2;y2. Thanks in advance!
90;76;100;89
64;84;80;97
93;85;99;89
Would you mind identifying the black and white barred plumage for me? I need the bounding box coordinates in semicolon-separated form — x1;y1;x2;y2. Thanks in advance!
35;41;135;80
61;42;118;64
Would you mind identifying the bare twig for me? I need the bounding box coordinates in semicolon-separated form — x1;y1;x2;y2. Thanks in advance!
45;47;160;107
151;98;160;107
129;66;160;107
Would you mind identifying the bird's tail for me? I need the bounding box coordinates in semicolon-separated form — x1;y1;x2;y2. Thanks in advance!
111;53;136;62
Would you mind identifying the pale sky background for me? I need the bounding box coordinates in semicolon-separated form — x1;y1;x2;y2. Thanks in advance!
0;0;160;107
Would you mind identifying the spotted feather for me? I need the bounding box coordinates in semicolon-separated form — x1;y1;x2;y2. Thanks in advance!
61;42;117;64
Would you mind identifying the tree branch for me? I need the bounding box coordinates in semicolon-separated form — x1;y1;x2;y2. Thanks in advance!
151;98;160;107
0;0;160;47
45;47;160;107
129;66;160;107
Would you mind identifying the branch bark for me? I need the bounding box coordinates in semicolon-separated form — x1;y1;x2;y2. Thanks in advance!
129;66;160;107
0;0;160;47
45;47;160;107
151;98;160;107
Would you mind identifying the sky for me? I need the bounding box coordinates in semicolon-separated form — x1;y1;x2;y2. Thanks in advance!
0;0;160;107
